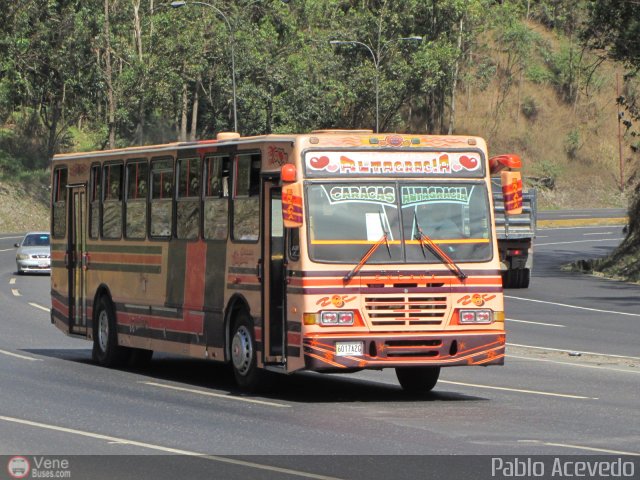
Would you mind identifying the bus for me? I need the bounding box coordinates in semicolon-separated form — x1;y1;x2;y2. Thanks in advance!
50;130;522;393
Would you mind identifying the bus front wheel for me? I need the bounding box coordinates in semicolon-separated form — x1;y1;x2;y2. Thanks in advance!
92;296;130;368
395;366;440;394
230;313;266;391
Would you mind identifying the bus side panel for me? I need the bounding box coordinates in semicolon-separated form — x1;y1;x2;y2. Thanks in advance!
51;247;70;333
166;240;188;308
50;162;71;335
204;240;227;348
166;240;206;342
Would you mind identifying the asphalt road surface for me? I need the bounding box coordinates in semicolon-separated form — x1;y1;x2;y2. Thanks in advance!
0;216;638;480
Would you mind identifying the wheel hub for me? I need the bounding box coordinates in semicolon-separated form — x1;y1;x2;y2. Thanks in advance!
231;326;252;376
98;310;109;352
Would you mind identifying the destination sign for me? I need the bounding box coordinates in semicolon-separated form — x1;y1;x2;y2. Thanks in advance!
304;151;484;177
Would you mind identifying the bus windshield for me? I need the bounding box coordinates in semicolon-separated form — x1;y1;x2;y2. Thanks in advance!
306;182;492;264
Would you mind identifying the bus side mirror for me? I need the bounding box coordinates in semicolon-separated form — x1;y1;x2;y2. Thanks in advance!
501;170;523;215
281;164;302;228
489;154;521;175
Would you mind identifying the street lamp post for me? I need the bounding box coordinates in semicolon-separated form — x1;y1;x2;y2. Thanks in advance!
171;1;238;133
330;36;422;133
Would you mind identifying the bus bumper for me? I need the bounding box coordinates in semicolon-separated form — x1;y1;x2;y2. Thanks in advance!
303;331;505;370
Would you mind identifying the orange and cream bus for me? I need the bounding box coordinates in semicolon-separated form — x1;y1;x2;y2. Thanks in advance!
50;130;522;393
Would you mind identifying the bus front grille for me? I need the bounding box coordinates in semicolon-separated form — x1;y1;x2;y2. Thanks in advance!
364;296;447;329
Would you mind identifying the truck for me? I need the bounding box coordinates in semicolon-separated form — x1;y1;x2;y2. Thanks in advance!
491;178;537;288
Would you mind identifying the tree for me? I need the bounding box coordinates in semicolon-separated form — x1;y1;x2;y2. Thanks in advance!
1;1;101;161
581;0;640;275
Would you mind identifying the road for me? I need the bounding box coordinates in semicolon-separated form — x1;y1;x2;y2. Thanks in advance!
0;216;638;479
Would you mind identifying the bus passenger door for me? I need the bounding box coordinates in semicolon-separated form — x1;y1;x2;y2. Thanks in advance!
68;185;88;335
261;177;286;365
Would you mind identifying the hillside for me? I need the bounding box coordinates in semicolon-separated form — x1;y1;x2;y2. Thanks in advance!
454;22;634;210
0;177;49;233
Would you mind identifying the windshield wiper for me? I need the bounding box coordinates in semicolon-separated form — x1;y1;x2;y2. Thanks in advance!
343;233;389;284
413;212;467;281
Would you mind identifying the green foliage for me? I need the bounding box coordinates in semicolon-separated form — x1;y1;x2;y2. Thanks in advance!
521;96;539;120
564;128;581;159
525;63;553;84
0;149;20;178
533;158;564;186
0;0;627;162
66;126;107;153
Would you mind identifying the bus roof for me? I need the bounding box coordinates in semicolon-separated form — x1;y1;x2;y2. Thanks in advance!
52;131;487;161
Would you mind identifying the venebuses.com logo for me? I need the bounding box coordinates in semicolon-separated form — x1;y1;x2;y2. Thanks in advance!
6;456;72;478
7;456;30;479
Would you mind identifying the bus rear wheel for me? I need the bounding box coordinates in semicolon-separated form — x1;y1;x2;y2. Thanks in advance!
395;366;440;394
92;295;130;368
230;312;267;391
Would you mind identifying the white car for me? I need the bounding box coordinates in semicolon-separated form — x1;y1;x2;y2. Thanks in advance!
15;232;51;274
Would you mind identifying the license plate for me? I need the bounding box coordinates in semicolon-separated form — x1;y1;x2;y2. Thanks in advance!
335;341;364;357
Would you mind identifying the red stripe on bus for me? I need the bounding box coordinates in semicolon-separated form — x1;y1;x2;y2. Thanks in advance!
288;276;502;287
287;332;301;344
184;242;207;309
118;311;204;334
52;299;68;316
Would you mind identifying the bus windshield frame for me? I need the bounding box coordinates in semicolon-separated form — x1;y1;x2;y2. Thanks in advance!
305;180;493;265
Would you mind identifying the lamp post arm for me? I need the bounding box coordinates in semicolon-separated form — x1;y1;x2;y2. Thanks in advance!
330;40;377;67
379;36;423;62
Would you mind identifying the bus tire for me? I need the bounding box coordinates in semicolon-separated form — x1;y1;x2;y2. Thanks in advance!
395;366;440;394
92;295;130;368
129;348;153;368
230;312;267;391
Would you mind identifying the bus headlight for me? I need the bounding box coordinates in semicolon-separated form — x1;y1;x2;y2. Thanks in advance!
320;311;354;326
459;309;493;324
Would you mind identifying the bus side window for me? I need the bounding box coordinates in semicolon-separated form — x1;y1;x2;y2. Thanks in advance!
203;155;229;240
89;165;101;239
232;153;260;242
150;157;174;238
125;159;148;240
52;167;68;238
102;163;123;239
177;157;201;240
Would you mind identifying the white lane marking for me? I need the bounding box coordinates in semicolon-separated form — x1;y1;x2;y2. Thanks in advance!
536;238;622;246
0;349;42;361
9;278;16;285
439;381;595;400
506;318;565;328
518;440;639;456
509;355;640;375
0;415;341;480
29;302;50;313
584;232;613;235
505;295;640;317
508;342;640;361
541;225;625;230
0;235;25;240
11;289;21;297
536;235;549;238
142;381;290;408
0;248;17;252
